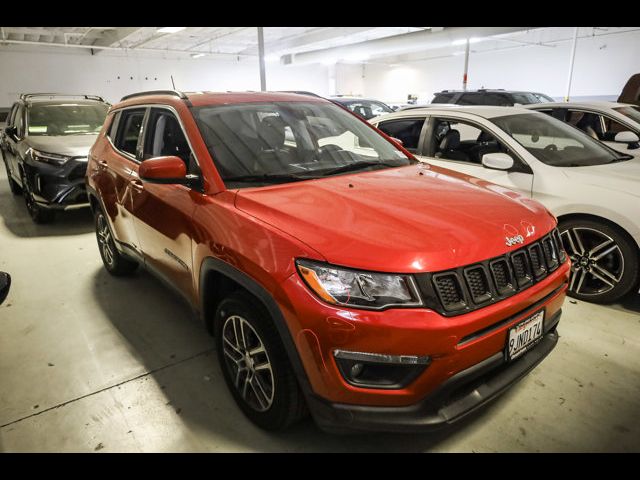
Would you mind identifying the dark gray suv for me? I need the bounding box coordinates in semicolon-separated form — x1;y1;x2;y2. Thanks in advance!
431;89;554;106
0;94;109;223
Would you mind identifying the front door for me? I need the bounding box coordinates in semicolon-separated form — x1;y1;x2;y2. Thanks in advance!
418;116;533;196
129;107;200;300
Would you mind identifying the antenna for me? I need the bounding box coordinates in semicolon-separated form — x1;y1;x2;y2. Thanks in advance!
171;75;176;90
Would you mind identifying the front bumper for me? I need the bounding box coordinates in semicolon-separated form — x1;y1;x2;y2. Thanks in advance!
309;313;560;433
275;258;569;432
24;158;90;209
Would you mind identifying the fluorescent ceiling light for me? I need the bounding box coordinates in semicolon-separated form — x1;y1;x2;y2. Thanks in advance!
191;53;205;58
158;27;186;34
343;53;369;62
452;37;484;46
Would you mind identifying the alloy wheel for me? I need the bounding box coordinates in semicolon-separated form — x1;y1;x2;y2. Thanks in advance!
96;213;115;267
561;227;624;297
221;315;275;412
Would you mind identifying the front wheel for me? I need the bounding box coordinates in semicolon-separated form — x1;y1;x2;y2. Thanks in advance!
94;209;138;276
214;291;307;431
20;170;54;223
560;219;639;303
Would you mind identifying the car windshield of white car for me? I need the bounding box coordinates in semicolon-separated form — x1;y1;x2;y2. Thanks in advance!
492;113;632;167
192;101;415;187
614;106;640;124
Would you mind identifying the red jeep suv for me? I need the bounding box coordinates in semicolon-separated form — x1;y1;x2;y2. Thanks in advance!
86;90;570;433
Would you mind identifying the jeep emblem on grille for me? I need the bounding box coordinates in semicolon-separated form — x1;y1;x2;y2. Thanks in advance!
505;235;525;247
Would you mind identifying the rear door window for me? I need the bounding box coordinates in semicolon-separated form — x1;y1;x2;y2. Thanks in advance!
114;108;146;157
457;93;484;105
432;93;455;104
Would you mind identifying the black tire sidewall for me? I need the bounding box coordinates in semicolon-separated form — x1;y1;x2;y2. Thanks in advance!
94;208;137;276
214;292;298;431
559;218;639;303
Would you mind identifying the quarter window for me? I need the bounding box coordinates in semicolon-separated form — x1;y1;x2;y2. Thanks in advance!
114;108;146;157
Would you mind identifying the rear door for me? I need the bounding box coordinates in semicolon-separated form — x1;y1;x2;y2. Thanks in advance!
418;115;534;196
129;106;201;299
92;107;147;254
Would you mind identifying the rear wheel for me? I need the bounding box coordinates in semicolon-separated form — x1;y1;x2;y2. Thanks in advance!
559;218;639;303
20;170;54;223
214;291;307;431
94;208;138;276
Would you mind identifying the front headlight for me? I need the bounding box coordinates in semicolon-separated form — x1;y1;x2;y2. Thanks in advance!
27;148;72;166
296;259;422;309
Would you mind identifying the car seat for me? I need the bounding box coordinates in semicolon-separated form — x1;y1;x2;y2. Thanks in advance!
255;116;294;172
434;129;469;162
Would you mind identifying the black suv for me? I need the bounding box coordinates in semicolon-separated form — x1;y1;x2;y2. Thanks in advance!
0;94;109;223
431;89;554;106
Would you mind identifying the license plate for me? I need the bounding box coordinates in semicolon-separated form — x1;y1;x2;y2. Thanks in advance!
506;310;544;361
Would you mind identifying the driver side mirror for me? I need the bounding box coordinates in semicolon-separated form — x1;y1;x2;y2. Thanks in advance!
0;272;11;305
482;152;514;171
139;156;202;189
614;131;640;149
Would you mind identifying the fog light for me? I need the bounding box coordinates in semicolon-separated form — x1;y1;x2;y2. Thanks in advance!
350;362;364;378
334;349;430;389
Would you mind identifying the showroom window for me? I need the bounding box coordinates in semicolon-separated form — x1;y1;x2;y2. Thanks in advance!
377;118;425;152
114;108;146;157
143;108;194;170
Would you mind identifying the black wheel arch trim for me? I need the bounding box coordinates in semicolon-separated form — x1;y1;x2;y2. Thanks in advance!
198;256;314;399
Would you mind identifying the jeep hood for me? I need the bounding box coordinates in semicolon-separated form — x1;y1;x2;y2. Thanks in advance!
25;134;98;158
234;164;556;273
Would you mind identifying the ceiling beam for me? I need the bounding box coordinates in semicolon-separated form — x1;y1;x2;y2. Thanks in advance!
238;27;380;55
90;27;147;49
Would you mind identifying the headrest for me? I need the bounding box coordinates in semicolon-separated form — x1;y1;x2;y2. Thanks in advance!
440;129;461;150
257;116;286;150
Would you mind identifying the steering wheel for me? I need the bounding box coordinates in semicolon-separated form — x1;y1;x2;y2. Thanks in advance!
544;144;558;152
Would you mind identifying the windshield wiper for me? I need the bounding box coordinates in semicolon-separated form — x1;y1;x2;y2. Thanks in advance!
224;173;319;184
317;160;404;176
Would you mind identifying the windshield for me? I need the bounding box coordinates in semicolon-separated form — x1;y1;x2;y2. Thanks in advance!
27;103;109;136
492;112;630;167
340;100;393;119
193;101;414;188
511;93;553;105
614;105;640;124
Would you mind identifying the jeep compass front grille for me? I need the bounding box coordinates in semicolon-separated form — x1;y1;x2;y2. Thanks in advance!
415;228;565;316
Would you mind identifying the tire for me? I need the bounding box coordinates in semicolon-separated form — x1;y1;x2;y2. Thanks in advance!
20;169;54;224
94;208;138;276
3;159;21;195
559;218;639;303
214;291;307;431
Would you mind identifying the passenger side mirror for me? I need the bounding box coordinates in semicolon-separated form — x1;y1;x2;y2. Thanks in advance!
5;126;17;138
482;152;514;171
139;156;201;188
0;272;11;305
614;131;640;144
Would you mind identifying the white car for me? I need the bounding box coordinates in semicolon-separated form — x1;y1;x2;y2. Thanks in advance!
371;106;640;303
525;101;640;159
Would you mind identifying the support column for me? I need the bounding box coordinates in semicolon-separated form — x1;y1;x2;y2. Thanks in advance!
462;39;470;91
564;27;579;102
257;27;266;91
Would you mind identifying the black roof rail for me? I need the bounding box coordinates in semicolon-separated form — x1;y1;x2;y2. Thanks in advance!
120;90;188;102
19;93;108;103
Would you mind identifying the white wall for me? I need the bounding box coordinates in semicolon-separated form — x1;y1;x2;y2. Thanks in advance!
0;45;330;106
336;29;640;104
